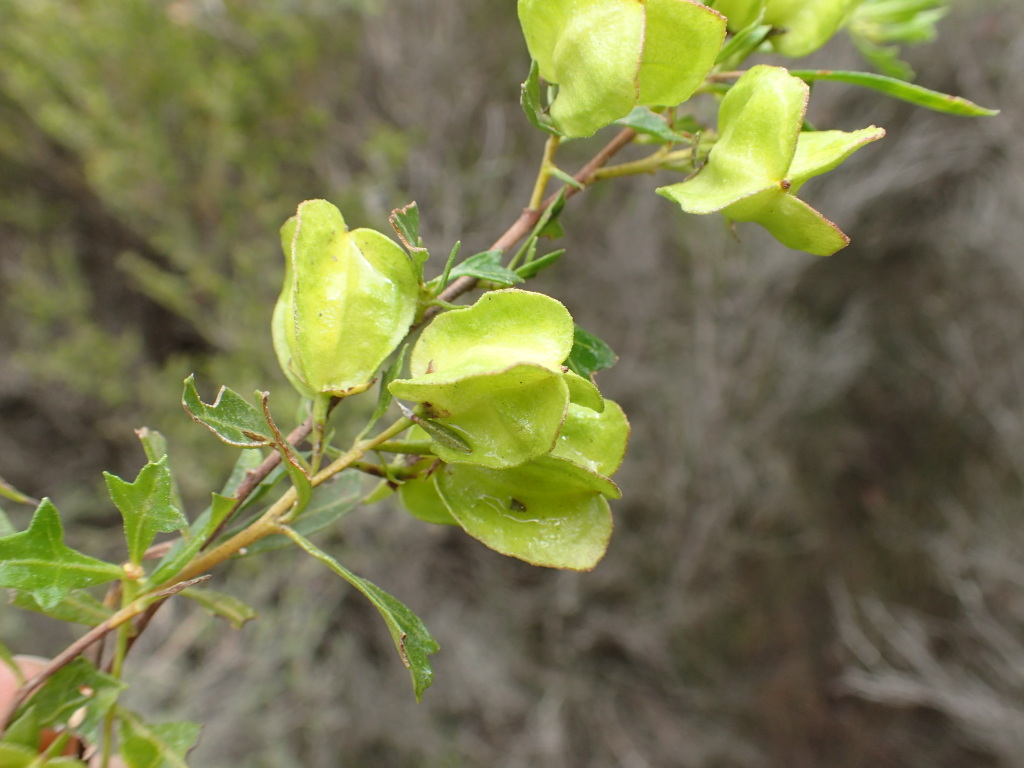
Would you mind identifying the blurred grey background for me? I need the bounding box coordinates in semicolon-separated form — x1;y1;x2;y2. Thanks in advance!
1;0;1022;765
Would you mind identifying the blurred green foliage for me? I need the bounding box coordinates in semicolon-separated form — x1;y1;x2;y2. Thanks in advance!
0;0;391;505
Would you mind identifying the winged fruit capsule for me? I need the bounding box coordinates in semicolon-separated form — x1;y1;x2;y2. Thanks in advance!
709;0;864;57
272;199;419;400
389;289;576;469
518;0;727;137
400;400;630;570
658;65;884;255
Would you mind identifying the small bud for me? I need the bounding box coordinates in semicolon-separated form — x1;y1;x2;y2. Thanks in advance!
122;562;145;581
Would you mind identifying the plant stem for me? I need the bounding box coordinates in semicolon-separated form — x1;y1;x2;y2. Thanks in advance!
0;576;208;735
101;582;135;768
590;148;696;181
528;134;561;211
160;416;413;586
434;127;637;310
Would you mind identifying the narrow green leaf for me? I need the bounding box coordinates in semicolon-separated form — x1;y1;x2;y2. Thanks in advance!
547;165;585;190
714;21;772;69
219;448;265;498
565;325;618;379
395;403;472;455
148;493;236;585
515;248;565;280
19;658;125;745
0;500;122;610
119;707;201;768
182;376;272;448
239;470;362;556
358;345;409;440
105;457;188;565
614;106;689;143
435;240;461;293
11;589;114;626
180;587;256;629
280;525;439;701
447;250;523;286
520;59;561;136
0;476;38;507
790;70;999;116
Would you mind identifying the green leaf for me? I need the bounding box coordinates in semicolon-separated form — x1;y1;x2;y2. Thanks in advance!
135;428;168;464
239;470;362;556
388;201;429;270
148;493;236;586
547;166;585;191
119;708;201;768
520;59;561;136
219;448;265;498
398;404;473;456
11;588;114;626
279;526;439;701
105;457;188;565
19;658;125;745
0;743;45;767
565;324;618;379
614;106;689;143
434;240;461;293
0;500;122;611
182;376;272;448
0;508;14;537
358;344;408;440
446;250;523;287
135;429;186;517
789;69;999;116
180;587;256;629
515;248;565;280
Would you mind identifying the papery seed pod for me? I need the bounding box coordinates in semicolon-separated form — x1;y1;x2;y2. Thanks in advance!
273;200;419;399
518;0;727;137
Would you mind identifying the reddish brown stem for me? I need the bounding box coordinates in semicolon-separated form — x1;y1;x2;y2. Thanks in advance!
434;127;637;309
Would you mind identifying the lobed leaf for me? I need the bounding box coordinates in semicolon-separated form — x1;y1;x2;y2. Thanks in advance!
0;500;122;611
105;456;188;565
182;376;272;448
